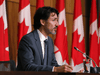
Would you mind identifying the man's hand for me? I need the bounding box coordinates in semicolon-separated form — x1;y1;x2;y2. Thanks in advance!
78;68;84;73
54;65;73;73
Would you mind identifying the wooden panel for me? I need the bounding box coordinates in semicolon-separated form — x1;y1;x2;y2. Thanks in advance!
83;16;89;55
81;0;91;17
66;13;73;62
65;0;74;14
30;6;36;30
7;2;19;62
7;2;14;61
50;0;56;8
65;0;91;16
81;0;86;16
44;0;51;6
7;0;19;3
30;0;36;6
11;3;19;63
7;0;36;6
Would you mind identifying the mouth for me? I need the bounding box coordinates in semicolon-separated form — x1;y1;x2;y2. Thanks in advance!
54;26;58;30
54;28;57;31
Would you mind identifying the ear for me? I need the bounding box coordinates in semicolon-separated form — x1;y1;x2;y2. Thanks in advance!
40;19;45;26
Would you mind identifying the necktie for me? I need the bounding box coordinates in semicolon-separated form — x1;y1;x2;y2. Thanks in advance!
43;39;48;65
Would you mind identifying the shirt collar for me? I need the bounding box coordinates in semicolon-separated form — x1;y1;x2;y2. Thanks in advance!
37;29;48;42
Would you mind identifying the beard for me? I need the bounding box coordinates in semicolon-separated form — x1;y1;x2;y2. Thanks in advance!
44;26;58;35
51;26;58;34
50;30;57;35
51;32;56;35
49;28;57;35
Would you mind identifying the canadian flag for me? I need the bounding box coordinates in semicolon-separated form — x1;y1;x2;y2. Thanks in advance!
89;0;99;67
71;0;85;68
98;13;100;67
0;0;9;61
36;0;44;10
54;0;69;65
17;0;32;47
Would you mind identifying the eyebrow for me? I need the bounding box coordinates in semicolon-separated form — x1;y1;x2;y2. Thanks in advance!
51;13;56;17
52;18;58;21
54;18;58;19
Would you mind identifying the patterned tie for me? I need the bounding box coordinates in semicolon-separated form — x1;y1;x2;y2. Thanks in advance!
43;39;48;65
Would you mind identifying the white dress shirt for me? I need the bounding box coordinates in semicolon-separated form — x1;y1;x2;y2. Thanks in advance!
37;29;54;72
37;29;48;58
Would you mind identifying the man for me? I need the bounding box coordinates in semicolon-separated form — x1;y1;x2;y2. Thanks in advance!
17;6;73;72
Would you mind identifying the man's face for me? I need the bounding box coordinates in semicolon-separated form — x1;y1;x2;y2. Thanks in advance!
44;12;59;35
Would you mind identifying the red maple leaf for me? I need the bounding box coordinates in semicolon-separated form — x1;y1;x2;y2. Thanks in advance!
71;29;85;65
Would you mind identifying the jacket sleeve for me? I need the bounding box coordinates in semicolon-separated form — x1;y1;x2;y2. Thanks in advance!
50;38;60;67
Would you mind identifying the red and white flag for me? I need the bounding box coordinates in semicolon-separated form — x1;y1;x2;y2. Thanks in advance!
54;0;69;65
71;0;85;69
0;0;9;61
89;0;99;67
18;0;32;47
36;0;44;10
98;13;100;67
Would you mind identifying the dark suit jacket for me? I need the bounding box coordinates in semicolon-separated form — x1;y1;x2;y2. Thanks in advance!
17;30;59;71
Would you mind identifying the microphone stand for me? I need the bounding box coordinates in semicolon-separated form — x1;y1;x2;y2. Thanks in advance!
83;60;88;73
74;47;98;73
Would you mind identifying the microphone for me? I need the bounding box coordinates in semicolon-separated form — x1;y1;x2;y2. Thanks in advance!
74;47;97;67
74;47;98;73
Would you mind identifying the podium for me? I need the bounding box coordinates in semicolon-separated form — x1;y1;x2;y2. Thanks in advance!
0;71;100;75
90;67;100;73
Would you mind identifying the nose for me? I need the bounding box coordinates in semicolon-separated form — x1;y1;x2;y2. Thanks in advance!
56;21;59;26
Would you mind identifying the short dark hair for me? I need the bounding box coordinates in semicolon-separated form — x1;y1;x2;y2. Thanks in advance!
33;6;59;30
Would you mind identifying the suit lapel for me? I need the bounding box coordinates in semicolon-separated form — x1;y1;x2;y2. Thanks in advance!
33;30;44;64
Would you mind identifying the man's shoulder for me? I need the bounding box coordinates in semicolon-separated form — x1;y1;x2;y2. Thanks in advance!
21;30;38;42
23;30;37;38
